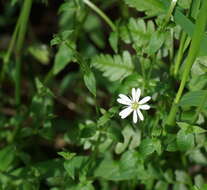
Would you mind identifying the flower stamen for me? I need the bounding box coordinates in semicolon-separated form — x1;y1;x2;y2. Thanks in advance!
131;102;139;110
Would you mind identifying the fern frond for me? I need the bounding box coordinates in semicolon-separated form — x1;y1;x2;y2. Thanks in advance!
92;51;134;81
123;0;165;16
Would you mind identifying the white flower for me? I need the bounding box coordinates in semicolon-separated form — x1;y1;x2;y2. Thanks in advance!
117;88;151;123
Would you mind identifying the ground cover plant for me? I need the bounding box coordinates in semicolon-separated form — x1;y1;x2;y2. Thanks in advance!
1;0;207;189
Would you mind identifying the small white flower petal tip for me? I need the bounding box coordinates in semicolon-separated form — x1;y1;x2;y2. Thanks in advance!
117;88;151;123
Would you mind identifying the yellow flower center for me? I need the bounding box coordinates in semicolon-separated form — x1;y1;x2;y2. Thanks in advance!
131;102;139;110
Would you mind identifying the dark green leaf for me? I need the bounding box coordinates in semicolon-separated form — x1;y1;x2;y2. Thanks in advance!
109;31;118;53
64;156;88;179
179;90;207;107
53;43;75;75
83;71;96;96
0;145;16;171
139;138;155;157
177;130;195;151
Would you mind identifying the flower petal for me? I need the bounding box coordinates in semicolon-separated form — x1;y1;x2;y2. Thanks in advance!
133;110;138;123
137;109;144;121
131;88;137;101
119;106;133;119
136;88;141;101
118;94;132;103
139;96;151;104
139;104;150;110
117;98;131;105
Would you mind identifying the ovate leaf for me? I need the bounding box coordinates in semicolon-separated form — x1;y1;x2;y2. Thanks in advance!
109;31;118;53
148;31;165;55
83;71;96;96
139;138;155;157
179;90;207;107
177;122;206;134
176;130;195;151
53;43;75;75
189;74;207;91
0;145;16;171
64;156;88;179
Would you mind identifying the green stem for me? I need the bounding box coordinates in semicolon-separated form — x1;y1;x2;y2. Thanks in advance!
44;68;54;85
161;0;178;30
83;0;116;31
0;14;23;82
166;0;207;126
173;0;194;76
15;0;33;106
173;32;187;76
169;28;174;62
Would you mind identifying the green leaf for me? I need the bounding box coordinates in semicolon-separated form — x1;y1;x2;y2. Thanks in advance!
53;43;75;75
177;122;206;134
178;0;191;9
189;74;207;91
191;57;207;77
153;138;162;155
81;125;96;138
109;31;118;53
123;0;165;16
115;126;141;154
92;51;134;81
0;145;16;171
148;31;165;55
155;181;168;190
166;134;178;152
64;156;88;179
28;44;50;64
83;71;96;96
194;174;205;189
94;150;140;181
35;78;54;97
139;138;155;157
176;130;195;151
175;170;191;184
107;126;123;142
97;107;117;127
120;18;155;51
173;183;188;190
189;149;207;165
58;152;76;160
179;90;207;107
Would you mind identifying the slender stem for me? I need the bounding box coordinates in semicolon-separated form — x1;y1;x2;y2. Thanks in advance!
173;32;187;76
83;0;116;31
44;68;54;85
166;0;207;126
0;17;21;81
169;28;174;62
15;0;33;106
161;0;178;30
173;0;194;76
